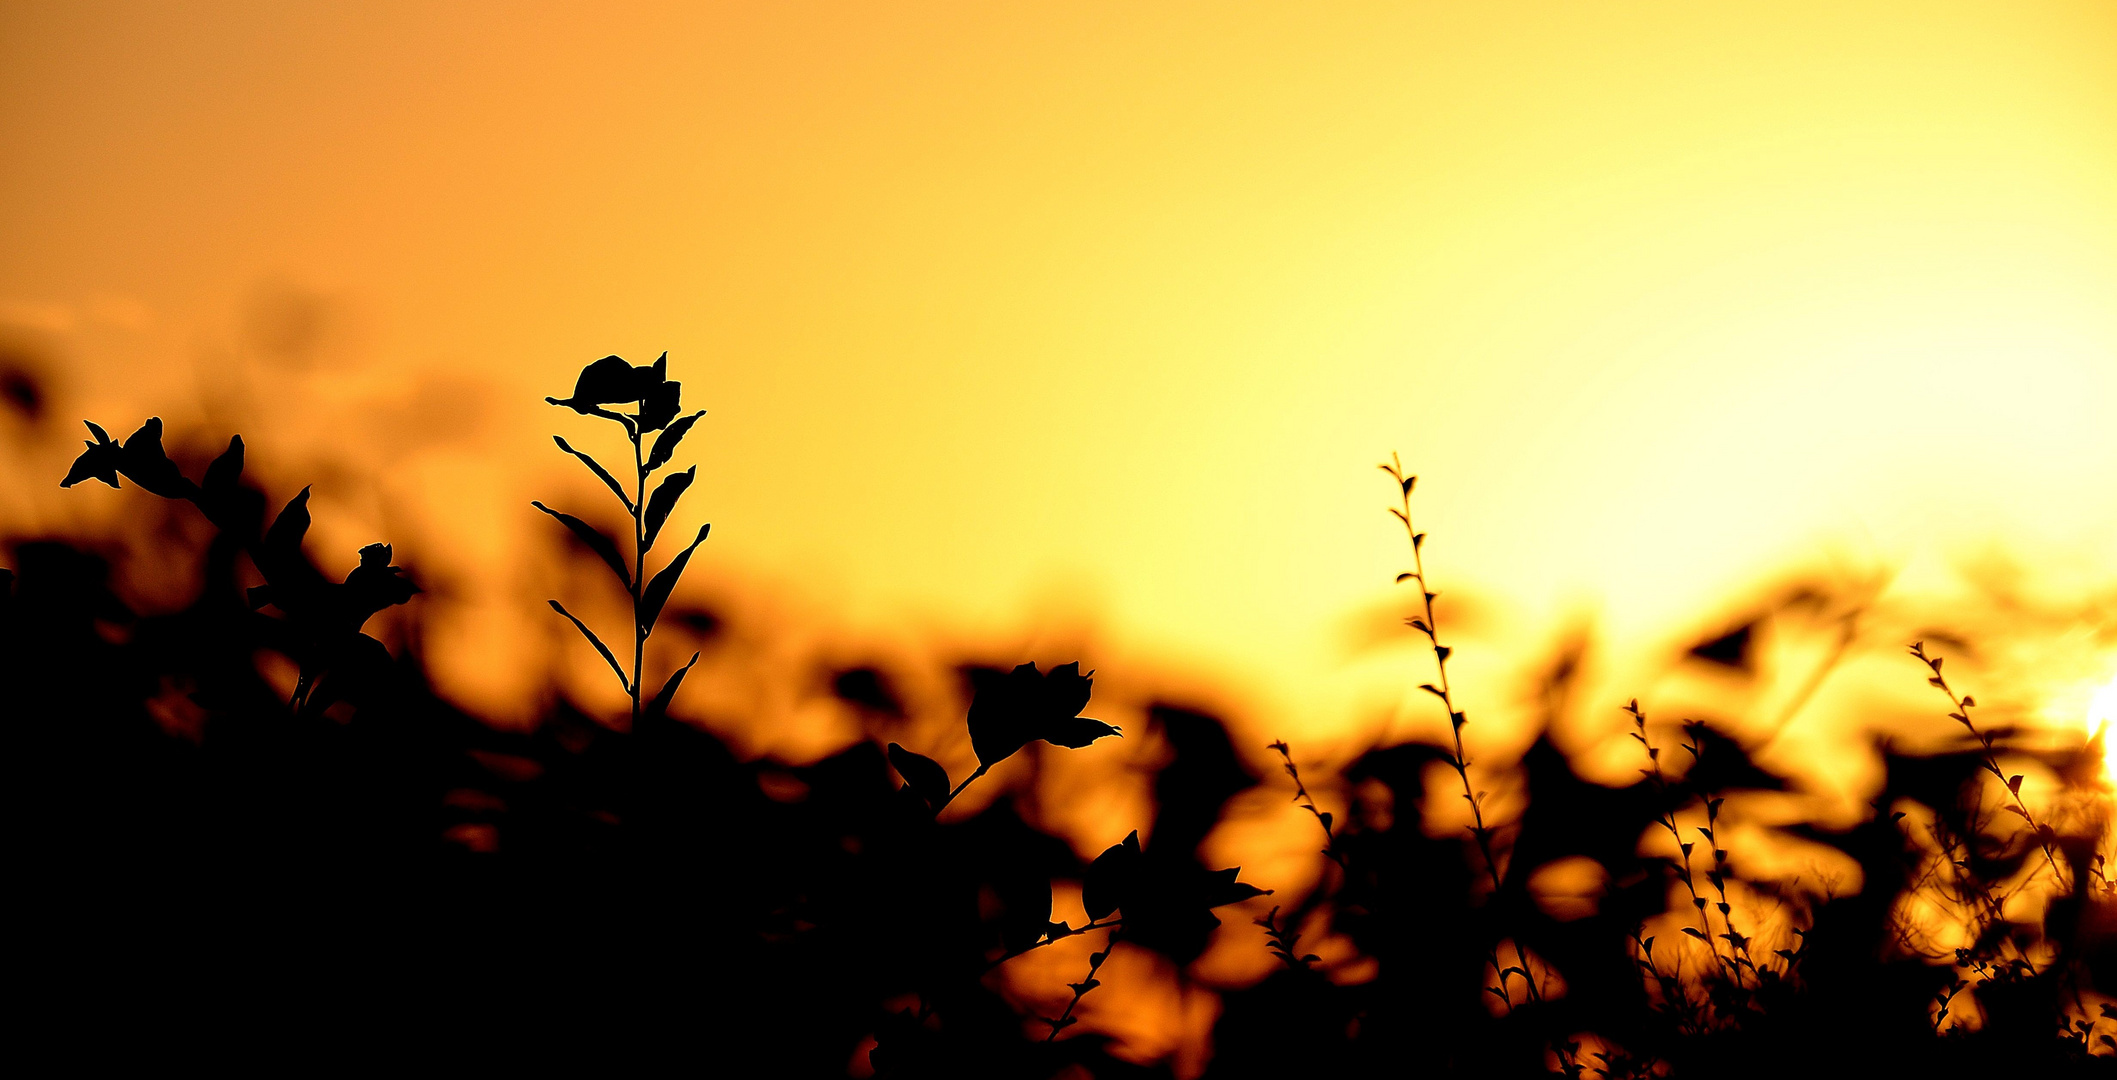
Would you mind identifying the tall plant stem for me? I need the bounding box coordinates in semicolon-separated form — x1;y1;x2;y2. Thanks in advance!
1910;642;2067;890
630;416;646;727
1627;704;1746;991
1382;455;1542;1008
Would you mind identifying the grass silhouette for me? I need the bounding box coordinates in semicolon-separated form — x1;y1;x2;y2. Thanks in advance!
3;361;2112;1075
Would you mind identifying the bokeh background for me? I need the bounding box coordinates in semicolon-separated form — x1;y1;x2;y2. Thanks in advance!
3;1;2113;783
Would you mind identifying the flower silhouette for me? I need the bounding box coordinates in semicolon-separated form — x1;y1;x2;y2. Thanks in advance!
545;352;687;432
967;661;1122;769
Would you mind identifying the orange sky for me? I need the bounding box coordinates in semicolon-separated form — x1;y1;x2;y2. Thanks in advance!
3;1;2114;759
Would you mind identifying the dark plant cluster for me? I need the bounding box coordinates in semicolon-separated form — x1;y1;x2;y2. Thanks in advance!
1216;466;2115;1078
862;658;1268;1076
6;358;2114;1076
8;355;1272;1075
60;416;417;716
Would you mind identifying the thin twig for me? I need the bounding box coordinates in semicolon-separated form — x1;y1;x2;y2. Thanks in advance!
1042;926;1121;1041
1680;722;1759;992
1268;740;1345;872
1908;642;2068;889
982;917;1122;974
936;764;990;815
1258;905;1320;972
1380;456;1543;1009
1626;702;1747;996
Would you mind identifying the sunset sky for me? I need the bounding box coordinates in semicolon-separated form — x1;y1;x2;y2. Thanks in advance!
4;2;2113;753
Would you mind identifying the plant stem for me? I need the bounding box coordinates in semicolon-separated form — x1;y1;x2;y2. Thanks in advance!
935;764;990;815
1695;784;1758;987
1042;925;1121;1042
1268;740;1344;872
1909;643;2067;889
1383;455;1543;1008
631;416;646;727
982;917;1122;973
1627;704;1745;992
1387;460;1497;890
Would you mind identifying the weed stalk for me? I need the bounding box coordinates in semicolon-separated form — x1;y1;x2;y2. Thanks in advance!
1380;455;1544;1013
1908;641;2068;890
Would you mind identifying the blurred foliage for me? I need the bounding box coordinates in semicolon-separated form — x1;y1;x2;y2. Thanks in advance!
6;364;2113;1076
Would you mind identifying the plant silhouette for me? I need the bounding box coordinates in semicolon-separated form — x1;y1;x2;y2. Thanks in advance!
61;416;417;715
1217;463;2115;1079
14;356;1281;1076
540;352;711;726
8;376;2115;1076
869;661;1269;1076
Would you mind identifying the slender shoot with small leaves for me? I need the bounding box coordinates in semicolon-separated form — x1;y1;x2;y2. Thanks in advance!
1268;739;1345;874
1257;905;1321;973
1626;702;1744;994
1043;929;1120;1042
1379;455;1542;1010
1908;642;2068;890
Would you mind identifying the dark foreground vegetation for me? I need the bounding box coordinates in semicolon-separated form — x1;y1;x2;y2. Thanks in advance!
7;356;2113;1076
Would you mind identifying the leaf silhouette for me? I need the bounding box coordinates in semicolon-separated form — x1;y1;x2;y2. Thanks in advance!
531;501;631;589
1107;851;1271;955
258;487;316;587
638;379;681;433
194;436;260;533
645;651;701;721
296;632;395;719
1042;661;1093;714
965;666;1035;767
887;743;951;810
1198;866;1270;908
642;466;695;551
60;420;122;488
201;435;243;496
553;436;632;513
637;523;710;635
1083;831;1142;920
548;599;629;693
646;410;705;471
290;631;394;719
1040;714;1124;749
116;417;200;500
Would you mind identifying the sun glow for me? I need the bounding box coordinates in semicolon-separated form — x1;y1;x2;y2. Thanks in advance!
3;7;2116;1072
2;2;2113;741
2094;674;2117;781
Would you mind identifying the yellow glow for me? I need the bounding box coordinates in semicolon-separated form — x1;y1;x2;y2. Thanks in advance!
2;2;2113;751
2095;675;2117;780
